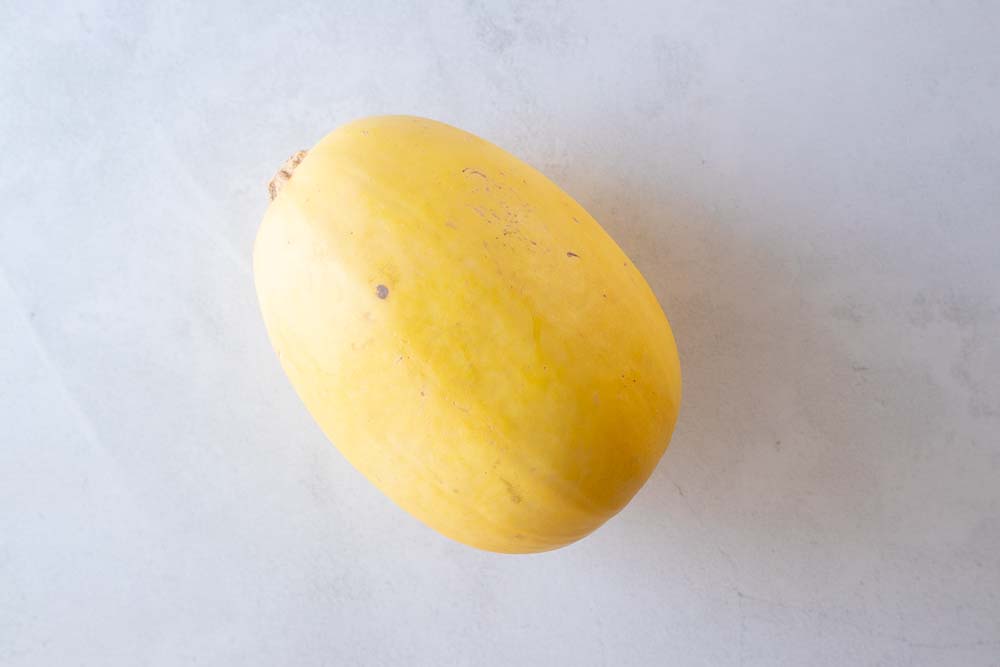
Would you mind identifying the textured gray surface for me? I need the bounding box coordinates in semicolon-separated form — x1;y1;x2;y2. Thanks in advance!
2;2;999;665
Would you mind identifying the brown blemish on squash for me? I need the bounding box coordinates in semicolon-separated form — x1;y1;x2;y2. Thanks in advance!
267;150;308;201
500;478;522;504
566;251;580;258
376;284;389;299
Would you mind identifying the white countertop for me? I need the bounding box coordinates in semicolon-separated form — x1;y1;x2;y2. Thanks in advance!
2;2;998;665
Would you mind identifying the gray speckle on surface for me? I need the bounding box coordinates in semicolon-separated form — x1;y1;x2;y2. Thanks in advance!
376;284;389;300
1;2;999;666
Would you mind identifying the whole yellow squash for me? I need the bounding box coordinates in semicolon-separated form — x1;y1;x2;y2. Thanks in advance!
254;116;681;553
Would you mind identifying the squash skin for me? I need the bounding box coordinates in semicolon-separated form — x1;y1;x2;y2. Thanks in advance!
253;116;681;553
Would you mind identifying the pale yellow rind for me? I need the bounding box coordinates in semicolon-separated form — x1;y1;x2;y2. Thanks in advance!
253;116;681;553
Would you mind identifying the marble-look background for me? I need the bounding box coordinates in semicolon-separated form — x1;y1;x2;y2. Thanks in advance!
2;2;998;665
